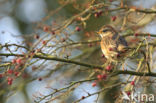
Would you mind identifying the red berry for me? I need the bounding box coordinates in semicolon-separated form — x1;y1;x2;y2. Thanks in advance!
0;74;3;78
81;96;85;99
43;26;49;32
14;71;19;77
102;54;105;58
97;74;107;80
42;40;47;45
7;69;13;74
7;77;13;82
38;78;42;81
12;59;16;64
94;11;103;18
127;91;131;96
106;65;112;71
34;35;40;39
134;33;139;37
102;74;107;80
94;13;100;18
16;58;22;64
97;74;103;80
7;78;13;85
117;53;120;57
75;27;81;32
51;31;55;35
109;48;113;51
92;82;96;87
8;81;12;85
130;81;135;85
111;16;117;21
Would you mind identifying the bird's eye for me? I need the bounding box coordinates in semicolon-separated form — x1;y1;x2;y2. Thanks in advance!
102;29;109;32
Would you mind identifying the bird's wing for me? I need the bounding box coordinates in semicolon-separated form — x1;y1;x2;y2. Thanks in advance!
117;36;128;52
118;36;128;46
112;33;128;52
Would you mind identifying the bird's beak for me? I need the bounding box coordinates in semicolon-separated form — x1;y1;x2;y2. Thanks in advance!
95;31;99;34
95;31;101;38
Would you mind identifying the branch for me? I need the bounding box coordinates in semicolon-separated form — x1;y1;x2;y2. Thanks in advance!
123;6;156;14
0;63;11;67
0;53;156;77
35;78;96;103
112;70;156;77
0;43;29;50
73;82;124;103
108;6;156;14
0;53;103;69
123;33;156;37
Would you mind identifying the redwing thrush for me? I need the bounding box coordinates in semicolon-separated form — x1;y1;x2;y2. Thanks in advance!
98;25;128;62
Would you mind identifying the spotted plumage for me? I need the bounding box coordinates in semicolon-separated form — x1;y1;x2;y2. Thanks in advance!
98;25;128;62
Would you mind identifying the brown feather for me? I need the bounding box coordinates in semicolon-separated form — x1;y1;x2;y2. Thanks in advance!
99;26;128;61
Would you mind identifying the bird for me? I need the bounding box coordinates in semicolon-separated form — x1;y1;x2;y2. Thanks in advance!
97;25;128;62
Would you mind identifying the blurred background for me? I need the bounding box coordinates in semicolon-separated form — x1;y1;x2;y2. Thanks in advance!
0;0;156;103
